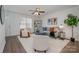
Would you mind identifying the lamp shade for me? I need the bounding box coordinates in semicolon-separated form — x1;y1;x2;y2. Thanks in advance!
20;25;26;29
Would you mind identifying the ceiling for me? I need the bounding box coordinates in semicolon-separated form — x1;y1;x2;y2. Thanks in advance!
4;5;77;16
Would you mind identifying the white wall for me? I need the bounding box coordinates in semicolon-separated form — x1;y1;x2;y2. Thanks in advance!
5;10;35;36
42;6;79;41
0;23;5;52
0;5;6;52
5;11;27;36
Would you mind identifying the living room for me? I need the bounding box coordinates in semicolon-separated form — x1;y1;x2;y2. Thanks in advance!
0;5;79;53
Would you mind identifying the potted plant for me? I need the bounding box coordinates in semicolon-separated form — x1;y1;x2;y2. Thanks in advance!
64;14;79;42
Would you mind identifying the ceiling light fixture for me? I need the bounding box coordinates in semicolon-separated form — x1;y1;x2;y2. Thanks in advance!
29;8;45;16
33;12;40;15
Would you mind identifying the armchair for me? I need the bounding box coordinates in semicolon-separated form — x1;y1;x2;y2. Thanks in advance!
20;28;30;38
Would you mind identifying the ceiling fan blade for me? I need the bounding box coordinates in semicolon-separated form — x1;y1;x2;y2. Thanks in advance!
29;10;34;11
39;11;45;13
32;12;34;14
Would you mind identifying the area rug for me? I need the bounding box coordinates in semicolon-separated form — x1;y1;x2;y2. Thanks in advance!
18;35;69;53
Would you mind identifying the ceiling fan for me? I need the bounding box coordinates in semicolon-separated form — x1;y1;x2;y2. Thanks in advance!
29;8;45;15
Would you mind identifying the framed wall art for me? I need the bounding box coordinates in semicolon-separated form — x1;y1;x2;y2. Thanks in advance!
48;17;57;25
0;5;5;25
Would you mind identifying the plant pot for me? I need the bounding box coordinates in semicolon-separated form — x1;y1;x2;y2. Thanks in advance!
70;37;75;42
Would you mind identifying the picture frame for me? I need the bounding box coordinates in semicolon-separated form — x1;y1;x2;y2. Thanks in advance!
0;5;5;25
0;5;2;24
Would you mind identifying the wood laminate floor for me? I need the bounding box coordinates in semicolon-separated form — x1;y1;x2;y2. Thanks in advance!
61;41;79;53
3;36;26;53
